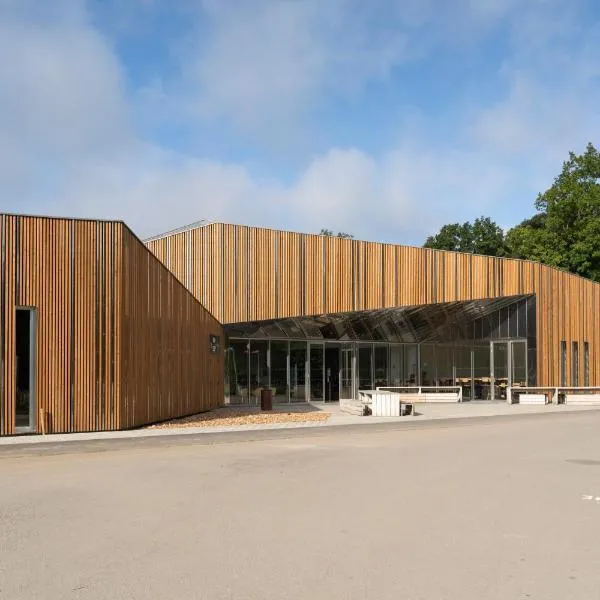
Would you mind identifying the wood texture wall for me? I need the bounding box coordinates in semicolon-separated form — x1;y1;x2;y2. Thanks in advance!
146;222;600;388
120;228;223;429
0;214;223;436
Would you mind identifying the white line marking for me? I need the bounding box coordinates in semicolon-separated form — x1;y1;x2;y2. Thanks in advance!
582;495;593;500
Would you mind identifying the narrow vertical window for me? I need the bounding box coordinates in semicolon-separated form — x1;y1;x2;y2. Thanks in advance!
572;342;579;387
584;342;589;387
560;341;567;387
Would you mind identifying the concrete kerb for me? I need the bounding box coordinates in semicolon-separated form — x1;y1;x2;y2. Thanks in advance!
1;404;600;458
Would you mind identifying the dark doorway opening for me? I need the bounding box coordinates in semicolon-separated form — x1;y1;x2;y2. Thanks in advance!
16;309;35;432
325;347;340;402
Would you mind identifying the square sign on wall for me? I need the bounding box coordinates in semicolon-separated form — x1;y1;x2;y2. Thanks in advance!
209;334;220;354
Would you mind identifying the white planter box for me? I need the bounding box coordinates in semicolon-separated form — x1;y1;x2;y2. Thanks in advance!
518;394;547;405
565;394;600;405
371;393;402;417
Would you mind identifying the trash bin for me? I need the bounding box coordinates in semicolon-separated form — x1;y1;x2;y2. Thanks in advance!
260;388;273;411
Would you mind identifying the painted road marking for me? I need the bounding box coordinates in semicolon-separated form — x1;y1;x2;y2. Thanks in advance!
581;495;600;503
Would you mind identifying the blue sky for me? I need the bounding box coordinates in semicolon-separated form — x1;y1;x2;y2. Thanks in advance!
1;0;599;244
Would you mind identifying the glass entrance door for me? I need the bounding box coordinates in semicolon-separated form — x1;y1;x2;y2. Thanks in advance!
491;342;509;400
308;343;324;401
491;341;527;400
511;341;527;389
324;345;340;402
340;344;354;400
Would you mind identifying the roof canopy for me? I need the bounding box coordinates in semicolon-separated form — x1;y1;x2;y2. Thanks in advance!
224;295;535;343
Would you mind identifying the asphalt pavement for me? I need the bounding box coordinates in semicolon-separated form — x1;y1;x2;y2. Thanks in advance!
1;410;600;599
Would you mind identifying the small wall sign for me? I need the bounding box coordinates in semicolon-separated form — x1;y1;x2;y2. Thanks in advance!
209;334;220;354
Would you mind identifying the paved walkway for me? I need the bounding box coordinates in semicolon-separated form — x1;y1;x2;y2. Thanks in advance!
1;401;599;446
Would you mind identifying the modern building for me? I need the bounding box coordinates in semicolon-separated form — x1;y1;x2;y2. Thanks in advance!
1;213;598;436
145;221;600;406
0;214;223;436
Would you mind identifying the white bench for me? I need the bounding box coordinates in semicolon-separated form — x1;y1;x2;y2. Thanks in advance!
565;394;600;405
516;394;548;405
376;386;463;403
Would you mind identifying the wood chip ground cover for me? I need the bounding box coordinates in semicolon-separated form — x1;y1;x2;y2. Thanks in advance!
148;407;330;428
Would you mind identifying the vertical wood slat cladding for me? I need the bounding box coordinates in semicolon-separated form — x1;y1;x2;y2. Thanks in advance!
120;228;223;430
146;222;600;389
0;214;223;436
0;215;120;435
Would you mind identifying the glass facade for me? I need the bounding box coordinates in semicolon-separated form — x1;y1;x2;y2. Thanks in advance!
225;338;530;404
223;295;535;404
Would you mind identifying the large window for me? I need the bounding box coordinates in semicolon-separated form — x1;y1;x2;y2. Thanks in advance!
437;346;454;387
250;341;269;403
358;345;373;390
473;345;490;399
404;344;419;385
420;344;436;386
227;340;250;404
389;345;403;386
584;342;590;387
455;346;472;399
572;342;579;387
270;341;289;403
374;346;389;388
560;341;567;386
511;341;527;388
289;342;307;402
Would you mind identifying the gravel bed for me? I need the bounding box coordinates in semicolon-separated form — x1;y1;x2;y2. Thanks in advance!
148;407;331;429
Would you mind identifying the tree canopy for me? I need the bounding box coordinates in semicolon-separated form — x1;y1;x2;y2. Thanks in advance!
424;217;506;256
423;143;600;282
319;229;354;239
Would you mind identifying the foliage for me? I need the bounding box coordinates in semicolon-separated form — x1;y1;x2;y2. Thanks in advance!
319;228;354;239
424;217;506;256
531;143;600;281
423;143;600;281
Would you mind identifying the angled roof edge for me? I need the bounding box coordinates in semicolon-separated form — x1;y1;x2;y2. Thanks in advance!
143;220;600;288
144;219;213;243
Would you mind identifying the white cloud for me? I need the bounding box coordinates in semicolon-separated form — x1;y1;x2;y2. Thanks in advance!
0;0;599;247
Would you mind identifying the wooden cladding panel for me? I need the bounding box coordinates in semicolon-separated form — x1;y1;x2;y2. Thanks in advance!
73;220;97;432
223;224;237;323
304;235;325;315
277;232;302;318
0;215;122;435
1;217;16;436
326;237;353;313
250;228;275;321
121;229;223;430
364;243;383;309
382;245;396;308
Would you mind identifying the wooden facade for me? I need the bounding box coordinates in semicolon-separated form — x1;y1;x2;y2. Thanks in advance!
0;214;223;436
146;222;600;389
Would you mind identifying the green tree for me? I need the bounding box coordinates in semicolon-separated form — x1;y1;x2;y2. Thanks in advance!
424;217;506;256
505;214;549;261
319;229;354;239
524;142;600;281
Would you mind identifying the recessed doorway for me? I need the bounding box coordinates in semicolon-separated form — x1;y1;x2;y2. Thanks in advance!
15;308;36;433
